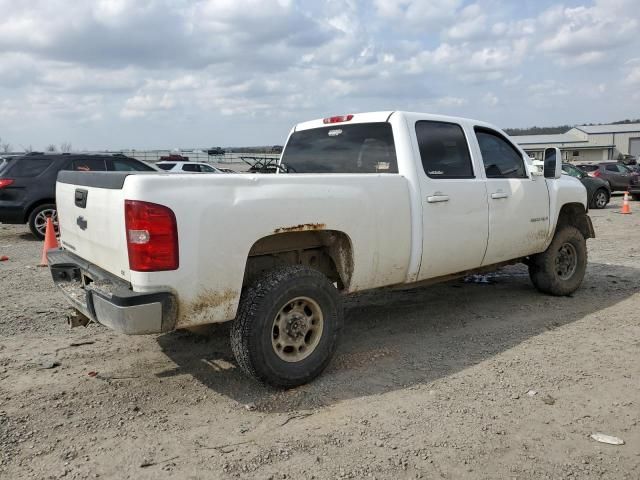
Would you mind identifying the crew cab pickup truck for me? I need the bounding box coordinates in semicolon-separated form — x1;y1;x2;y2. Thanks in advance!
48;111;594;387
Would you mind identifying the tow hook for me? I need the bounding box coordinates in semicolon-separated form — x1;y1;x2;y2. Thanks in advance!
67;311;91;328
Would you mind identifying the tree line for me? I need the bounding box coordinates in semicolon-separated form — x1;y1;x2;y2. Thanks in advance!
0;137;73;154
504;118;640;136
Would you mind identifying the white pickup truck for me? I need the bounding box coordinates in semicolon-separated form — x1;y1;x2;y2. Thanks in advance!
49;111;594;387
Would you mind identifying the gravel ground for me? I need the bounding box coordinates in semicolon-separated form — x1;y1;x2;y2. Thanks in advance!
1;196;639;479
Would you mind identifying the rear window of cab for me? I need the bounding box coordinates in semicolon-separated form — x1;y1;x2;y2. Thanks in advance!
280;123;398;173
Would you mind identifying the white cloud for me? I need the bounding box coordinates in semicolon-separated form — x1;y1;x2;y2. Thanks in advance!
0;0;639;148
624;66;640;86
435;96;467;108
121;93;176;118
445;4;487;40
539;3;638;59
373;0;464;29
482;92;499;107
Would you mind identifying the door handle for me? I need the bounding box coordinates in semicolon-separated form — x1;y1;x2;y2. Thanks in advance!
427;195;450;203
491;192;509;199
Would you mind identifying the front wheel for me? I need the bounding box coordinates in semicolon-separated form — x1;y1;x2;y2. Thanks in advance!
27;203;58;240
590;188;609;209
528;226;587;296
230;265;343;388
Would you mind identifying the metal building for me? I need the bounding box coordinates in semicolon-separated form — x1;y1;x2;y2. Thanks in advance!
511;123;640;163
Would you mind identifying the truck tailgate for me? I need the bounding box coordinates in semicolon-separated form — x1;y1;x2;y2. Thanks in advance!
56;171;132;282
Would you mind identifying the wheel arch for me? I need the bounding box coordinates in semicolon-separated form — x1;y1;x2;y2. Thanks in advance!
555;203;595;239
24;198;56;223
244;230;354;291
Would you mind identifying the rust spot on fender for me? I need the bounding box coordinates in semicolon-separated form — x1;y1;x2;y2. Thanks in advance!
273;223;326;234
178;288;238;327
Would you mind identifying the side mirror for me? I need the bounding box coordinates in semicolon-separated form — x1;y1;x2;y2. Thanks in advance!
544;147;562;179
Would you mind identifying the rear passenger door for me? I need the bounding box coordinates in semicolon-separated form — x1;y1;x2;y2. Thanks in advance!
414;120;489;280
473;127;550;265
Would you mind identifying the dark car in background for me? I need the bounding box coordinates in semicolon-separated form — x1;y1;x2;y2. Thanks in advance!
0;153;155;239
562;163;611;209
576;161;638;193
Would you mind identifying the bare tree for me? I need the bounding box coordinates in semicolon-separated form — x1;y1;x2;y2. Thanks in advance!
21;144;34;153
46;144;57;152
60;142;72;153
0;143;11;153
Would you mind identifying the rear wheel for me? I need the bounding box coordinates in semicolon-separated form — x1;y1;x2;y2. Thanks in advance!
27;204;58;240
590;188;609;209
230;265;343;388
528;226;587;296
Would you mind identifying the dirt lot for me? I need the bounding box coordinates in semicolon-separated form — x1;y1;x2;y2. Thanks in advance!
1;197;639;479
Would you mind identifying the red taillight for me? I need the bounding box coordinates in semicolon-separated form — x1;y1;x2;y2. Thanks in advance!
0;179;14;189
592;170;601;177
323;114;354;124
125;200;178;272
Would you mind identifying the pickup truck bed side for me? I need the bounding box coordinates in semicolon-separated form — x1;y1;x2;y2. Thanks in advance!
56;172;413;329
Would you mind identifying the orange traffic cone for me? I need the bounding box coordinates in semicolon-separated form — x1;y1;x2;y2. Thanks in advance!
39;217;59;266
620;191;632;215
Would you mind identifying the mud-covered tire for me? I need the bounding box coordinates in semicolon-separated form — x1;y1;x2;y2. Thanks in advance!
27;203;57;240
230;265;343;388
528;226;587;296
590;188;609;209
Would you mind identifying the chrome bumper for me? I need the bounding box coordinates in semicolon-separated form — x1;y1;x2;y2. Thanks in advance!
47;249;176;335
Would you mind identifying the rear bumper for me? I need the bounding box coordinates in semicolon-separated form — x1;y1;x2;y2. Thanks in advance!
47;249;177;334
0;204;26;224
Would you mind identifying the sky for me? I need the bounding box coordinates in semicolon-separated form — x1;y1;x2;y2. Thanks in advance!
0;0;639;151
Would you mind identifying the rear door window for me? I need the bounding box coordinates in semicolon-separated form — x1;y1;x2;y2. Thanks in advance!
181;164;200;172
109;158;155;171
70;158;107;171
605;164;619;172
416;121;474;178
280;122;398;173
7;157;52;177
157;163;175;171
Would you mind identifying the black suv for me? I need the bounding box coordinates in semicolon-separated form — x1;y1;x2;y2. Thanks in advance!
0;153;155;239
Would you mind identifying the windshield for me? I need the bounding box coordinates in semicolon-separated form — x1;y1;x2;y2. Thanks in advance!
280;122;398;173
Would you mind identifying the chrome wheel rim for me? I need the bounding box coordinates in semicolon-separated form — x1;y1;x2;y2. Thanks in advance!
271;296;324;362
556;242;577;280
594;191;607;208
34;208;58;236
